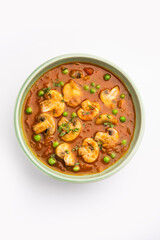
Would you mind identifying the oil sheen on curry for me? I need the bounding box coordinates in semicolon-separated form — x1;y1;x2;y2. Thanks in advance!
22;62;135;175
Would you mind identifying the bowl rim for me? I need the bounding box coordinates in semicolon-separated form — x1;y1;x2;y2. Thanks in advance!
14;53;145;183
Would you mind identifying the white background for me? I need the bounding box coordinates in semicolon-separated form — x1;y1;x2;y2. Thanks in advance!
0;0;160;239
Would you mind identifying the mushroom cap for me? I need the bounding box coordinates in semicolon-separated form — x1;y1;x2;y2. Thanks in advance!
58;117;82;142
100;86;120;108
96;114;118;125
45;90;63;101
55;143;75;166
78;138;99;163
69;70;83;78
33;113;55;135
40;100;65;117
77;99;100;121
39;90;64;117
95;128;119;149
63;80;82;107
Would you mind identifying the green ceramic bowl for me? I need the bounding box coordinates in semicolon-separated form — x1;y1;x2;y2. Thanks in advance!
14;54;144;183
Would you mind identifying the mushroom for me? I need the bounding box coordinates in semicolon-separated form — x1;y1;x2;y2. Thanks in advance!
39;90;65;117
100;86;120;108
63;80;82;107
40;100;65;117
58;117;82;142
55;143;75;166
44;90;63;101
78;138;99;163
69;70;83;78
33;113;55;135
96;114;118;125
77;99;100;121
94;128;119;149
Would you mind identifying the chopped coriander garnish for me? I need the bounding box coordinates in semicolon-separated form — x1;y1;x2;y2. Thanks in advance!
88;145;94;150
99;115;102;118
71;112;77;118
66;129;71;133
53;83;59;87
53;81;64;87
107;114;111;119
103;122;114;128
43;87;51;93
61;99;65;102
82;111;90;115
97;141;103;150
88;105;94;110
72;146;79;151
60;131;66;136
58;126;63;132
65;150;70;154
72;128;79;132
51;154;56;158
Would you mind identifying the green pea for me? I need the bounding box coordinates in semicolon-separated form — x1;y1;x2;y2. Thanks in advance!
48;157;56;165
122;139;127;145
96;84;101;89
26;107;32;114
110;153;116;159
120;116;126;122
62;68;68;74
90;88;96;94
91;82;95;87
38;90;44;97
53;141;59;148
34;134;41;142
104;74;111;81
112;109;118;115
103;156;110;163
120;94;125;99
71;112;77;118
84;85;89;90
59;81;64;86
63;111;68;117
73;165;80;172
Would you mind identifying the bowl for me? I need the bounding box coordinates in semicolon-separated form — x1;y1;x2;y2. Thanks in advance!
14;54;144;183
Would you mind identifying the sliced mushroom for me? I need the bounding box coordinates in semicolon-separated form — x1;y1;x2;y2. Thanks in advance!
33;113;55;135
100;86;120;108
58;117;82;142
77;99;100;121
94;128;119;149
39;89;65;117
69;70;83;78
84;68;94;75
63;80;82;107
96;114;118;125
44;90;63;101
40;100;65;117
78;138;99;163
55;143;75;166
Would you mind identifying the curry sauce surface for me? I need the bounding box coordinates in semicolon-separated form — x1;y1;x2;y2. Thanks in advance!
22;62;135;175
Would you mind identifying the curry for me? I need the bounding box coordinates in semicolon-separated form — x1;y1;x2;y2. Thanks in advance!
22;62;135;175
